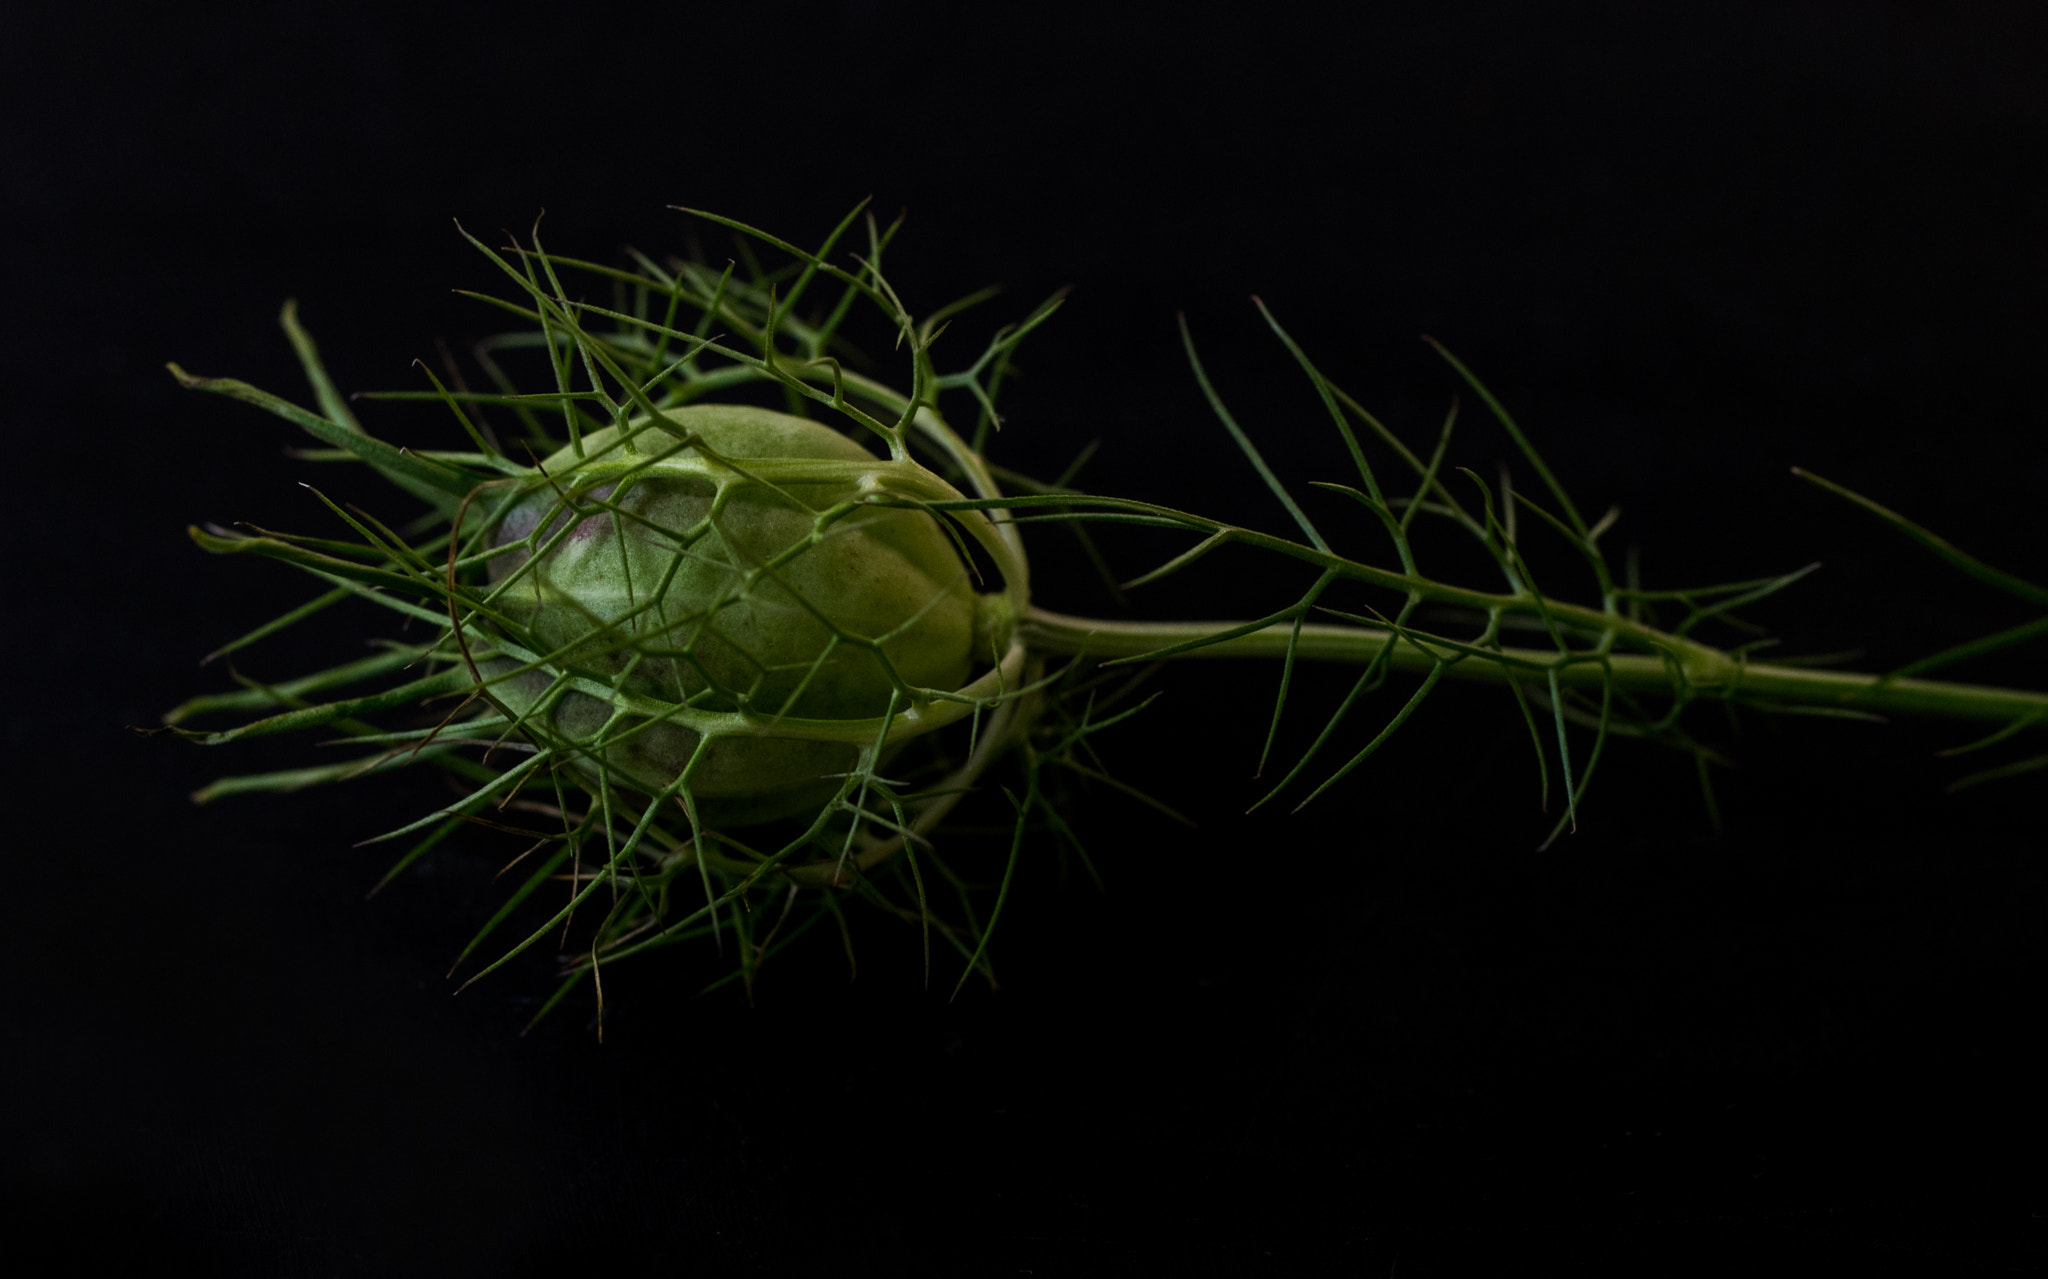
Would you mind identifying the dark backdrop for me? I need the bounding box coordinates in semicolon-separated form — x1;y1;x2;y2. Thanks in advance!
8;2;2046;1274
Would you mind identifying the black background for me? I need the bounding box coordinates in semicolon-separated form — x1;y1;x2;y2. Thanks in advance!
8;2;2046;1274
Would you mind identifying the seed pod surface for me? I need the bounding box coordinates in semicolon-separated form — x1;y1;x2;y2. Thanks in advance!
483;404;980;826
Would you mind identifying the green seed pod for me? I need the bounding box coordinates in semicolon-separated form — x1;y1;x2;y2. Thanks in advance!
480;404;993;827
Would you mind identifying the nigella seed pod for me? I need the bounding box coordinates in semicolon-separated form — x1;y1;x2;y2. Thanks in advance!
479;405;989;827
164;205;2048;1023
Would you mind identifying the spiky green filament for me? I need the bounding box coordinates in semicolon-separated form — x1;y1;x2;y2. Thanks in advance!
1020;610;2048;724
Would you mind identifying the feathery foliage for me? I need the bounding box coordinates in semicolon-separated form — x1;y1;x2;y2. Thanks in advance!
160;204;2048;1029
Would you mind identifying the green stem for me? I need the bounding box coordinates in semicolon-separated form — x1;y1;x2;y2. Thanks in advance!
1020;608;2048;726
